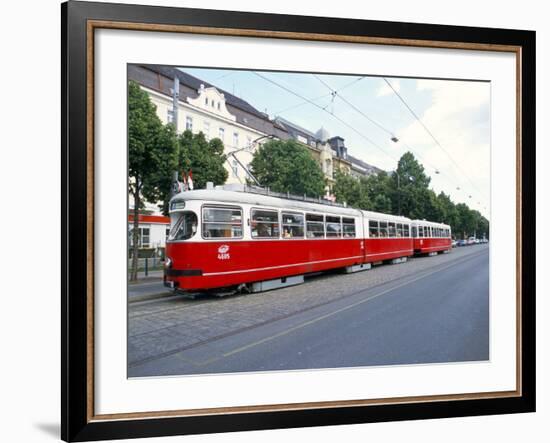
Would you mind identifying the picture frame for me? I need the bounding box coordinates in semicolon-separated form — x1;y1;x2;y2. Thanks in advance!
61;1;536;441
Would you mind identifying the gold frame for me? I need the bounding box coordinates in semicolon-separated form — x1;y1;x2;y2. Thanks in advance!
86;20;523;423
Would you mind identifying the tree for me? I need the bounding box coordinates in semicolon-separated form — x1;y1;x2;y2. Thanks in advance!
128;81;178;281
249;139;325;197
154;131;229;215
178;131;228;189
390;152;432;218
362;171;393;213
332;170;370;209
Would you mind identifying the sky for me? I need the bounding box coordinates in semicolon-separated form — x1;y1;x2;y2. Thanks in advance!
182;67;491;219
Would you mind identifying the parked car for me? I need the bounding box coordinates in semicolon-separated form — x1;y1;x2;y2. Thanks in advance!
457;239;467;247
452;239;457;248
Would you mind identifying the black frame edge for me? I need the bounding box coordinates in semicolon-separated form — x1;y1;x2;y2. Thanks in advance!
62;1;536;441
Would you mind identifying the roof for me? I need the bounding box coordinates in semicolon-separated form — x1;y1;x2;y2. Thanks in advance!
411;219;450;228
141;65;270;121
170;187;412;223
274;117;318;146
347;154;382;174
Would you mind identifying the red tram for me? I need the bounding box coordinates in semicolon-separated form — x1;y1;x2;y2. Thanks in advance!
411;220;452;255
164;186;451;292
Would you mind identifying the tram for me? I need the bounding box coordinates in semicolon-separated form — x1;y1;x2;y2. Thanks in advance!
164;185;450;293
411;220;452;255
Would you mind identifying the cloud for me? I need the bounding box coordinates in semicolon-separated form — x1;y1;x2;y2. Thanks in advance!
395;79;491;217
377;79;400;97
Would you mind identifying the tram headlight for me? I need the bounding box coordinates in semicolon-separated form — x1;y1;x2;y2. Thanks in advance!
165;257;172;268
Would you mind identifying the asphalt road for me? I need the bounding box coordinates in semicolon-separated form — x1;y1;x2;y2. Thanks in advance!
128;245;489;377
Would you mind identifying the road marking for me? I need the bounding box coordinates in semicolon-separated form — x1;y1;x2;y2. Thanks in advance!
210;250;487;362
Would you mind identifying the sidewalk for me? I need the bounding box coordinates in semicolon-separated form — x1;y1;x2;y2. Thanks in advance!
128;269;164;283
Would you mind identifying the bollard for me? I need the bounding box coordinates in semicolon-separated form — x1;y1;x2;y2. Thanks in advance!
145;257;148;277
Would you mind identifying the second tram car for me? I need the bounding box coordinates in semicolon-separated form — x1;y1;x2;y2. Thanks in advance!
164;186;449;292
411;220;452;255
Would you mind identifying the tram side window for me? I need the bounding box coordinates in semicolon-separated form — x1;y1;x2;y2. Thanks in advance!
369;220;379;238
306;214;324;238
404;224;410;237
411;226;417;237
396;223;403;237
418;226;424;238
388;222;396;238
169;211;198;241
342;218;356;238
202;206;242;238
282;212;304;238
325;216;342;237
251;209;279;238
379;221;389;238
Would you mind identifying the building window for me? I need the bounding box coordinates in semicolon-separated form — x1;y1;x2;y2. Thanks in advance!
167;109;174;124
246;136;253;150
217;102;221;110
232;160;239;177
205;97;209;106
202;206;243;239
130;227;150;248
218;127;225;141
233;132;239;148
203;121;210;140
185;116;193;131
251;209;280;238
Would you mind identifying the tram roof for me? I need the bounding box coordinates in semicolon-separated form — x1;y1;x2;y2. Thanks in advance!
171;188;412;222
411;219;451;228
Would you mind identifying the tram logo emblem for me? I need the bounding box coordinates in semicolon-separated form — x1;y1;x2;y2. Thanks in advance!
217;244;230;260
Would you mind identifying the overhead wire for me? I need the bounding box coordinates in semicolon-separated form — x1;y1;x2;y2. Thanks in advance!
312;74;488;207
382;77;489;202
253;71;399;163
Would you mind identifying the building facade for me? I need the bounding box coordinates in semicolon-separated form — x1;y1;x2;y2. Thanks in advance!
128;65;381;249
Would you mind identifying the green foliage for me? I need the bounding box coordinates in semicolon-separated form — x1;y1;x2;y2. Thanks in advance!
250;139;326;197
332;170;370;209
178;131;228;189
332;151;489;239
128;81;179;280
129;81;177;199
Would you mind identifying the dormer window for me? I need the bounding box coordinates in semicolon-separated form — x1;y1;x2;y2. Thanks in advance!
217;102;221;110
205;97;209;106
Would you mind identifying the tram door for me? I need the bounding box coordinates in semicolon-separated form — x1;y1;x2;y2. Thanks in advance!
360;216;367;263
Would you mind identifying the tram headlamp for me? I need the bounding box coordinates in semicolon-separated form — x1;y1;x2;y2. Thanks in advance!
170;200;186;210
165;257;172;268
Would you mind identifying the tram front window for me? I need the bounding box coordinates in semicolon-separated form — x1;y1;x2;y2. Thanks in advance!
169;211;198;241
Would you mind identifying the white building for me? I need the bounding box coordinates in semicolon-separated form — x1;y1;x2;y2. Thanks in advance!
127;65;381;250
128;65;289;185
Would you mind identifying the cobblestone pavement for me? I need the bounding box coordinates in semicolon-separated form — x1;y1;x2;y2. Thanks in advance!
128;245;489;368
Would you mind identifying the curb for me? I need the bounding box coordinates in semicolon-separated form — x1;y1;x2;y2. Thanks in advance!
129;291;175;304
